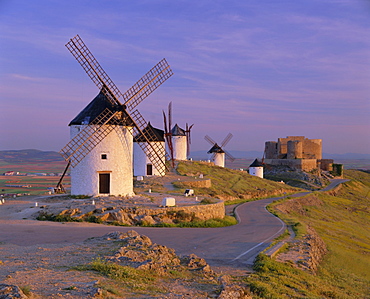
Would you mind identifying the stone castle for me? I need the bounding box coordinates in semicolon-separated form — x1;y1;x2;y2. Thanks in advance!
264;136;334;171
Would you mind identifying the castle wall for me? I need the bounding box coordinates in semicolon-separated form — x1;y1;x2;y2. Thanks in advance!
265;136;322;171
265;141;278;159
264;159;318;171
318;159;333;171
303;139;322;159
70;125;134;197
287;140;303;159
134;141;166;176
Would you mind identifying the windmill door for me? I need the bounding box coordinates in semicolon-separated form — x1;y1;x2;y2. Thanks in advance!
99;173;110;194
146;164;153;176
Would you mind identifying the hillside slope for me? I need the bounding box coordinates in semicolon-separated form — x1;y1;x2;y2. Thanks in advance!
175;161;299;202
245;169;370;298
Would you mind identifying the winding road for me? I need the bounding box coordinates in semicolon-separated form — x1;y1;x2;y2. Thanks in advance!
0;179;347;270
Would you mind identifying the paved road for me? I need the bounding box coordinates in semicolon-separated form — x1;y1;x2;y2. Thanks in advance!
0;179;348;270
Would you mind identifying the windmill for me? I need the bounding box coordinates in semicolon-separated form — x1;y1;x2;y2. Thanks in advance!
249;158;264;178
163;102;194;163
133;122;166;177
57;34;173;196
204;133;235;167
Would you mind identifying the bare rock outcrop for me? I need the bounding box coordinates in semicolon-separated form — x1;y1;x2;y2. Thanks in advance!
105;231;181;275
0;284;28;299
217;275;253;299
100;231;253;297
276;226;327;273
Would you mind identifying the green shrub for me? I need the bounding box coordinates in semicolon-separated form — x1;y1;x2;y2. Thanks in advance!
84;215;103;224
70;195;91;199
20;285;31;296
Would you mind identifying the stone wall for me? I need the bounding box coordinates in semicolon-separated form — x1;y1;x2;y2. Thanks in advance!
318;159;333;171
265;141;278;159
265;158;318;171
264;136;323;171
97;200;225;225
277;136;322;159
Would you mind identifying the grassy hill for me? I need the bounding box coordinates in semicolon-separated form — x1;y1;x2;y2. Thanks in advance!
174;161;299;202
243;169;370;298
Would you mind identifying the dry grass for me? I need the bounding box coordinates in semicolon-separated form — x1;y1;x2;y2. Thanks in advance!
246;169;370;298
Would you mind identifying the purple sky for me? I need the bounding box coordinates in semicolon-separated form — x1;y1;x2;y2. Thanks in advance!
1;1;369;155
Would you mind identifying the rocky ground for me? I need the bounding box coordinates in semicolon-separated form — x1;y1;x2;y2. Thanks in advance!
263;165;330;190
0;176;251;298
0;229;252;298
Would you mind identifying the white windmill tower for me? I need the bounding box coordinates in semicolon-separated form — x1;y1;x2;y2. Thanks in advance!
249;158;264;178
134;122;166;176
163;102;194;163
205;133;235;167
58;35;173;196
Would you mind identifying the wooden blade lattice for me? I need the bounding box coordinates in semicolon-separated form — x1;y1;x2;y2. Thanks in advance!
224;150;235;162
64;35;173;171
60;109;120;167
130;109;168;174
204;135;217;146
221;133;233;147
65;35;122;107
123;59;173;111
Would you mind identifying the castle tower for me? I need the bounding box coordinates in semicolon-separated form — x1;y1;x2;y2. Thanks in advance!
249;158;264;178
171;124;187;160
69;91;134;197
265;141;278;159
287;140;303;159
207;144;225;167
134;122;165;176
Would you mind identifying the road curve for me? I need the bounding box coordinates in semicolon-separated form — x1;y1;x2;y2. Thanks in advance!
0;179;348;270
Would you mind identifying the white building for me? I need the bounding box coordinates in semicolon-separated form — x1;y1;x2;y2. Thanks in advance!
249;158;264;178
133;122;166;176
69;90;134;197
207;144;225;167
171;124;187;160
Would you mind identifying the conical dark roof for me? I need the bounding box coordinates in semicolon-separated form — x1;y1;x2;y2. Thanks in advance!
134;122;165;142
207;144;224;154
171;124;186;136
250;158;263;167
69;90;134;126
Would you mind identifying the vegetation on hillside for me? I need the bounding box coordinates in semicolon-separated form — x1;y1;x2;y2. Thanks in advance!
175;161;299;202
245;169;370;298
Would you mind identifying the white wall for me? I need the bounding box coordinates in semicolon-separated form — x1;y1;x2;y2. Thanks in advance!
133;141;166;176
172;135;187;160
249;166;264;178
70;125;134;197
212;153;225;167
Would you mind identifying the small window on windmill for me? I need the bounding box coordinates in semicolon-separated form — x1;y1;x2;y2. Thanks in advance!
82;116;90;125
101;154;107;160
